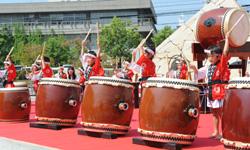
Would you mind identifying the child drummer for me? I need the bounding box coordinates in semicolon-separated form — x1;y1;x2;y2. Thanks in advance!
2;57;16;88
132;41;156;81
190;33;231;140
114;61;134;81
80;32;104;81
26;63;42;93
41;56;53;78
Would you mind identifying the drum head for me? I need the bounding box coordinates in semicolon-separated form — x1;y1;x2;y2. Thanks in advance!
14;81;28;87
143;77;199;91
39;78;80;88
0;87;29;92
223;9;250;47
87;76;133;88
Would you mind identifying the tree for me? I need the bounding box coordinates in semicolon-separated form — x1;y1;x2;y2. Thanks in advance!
152;26;174;47
100;17;141;68
46;35;72;66
0;26;14;66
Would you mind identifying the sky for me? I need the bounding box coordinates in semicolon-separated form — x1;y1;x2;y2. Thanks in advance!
0;0;249;29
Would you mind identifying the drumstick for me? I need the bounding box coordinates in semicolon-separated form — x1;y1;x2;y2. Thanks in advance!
83;28;91;42
5;47;15;61
132;29;154;60
138;29;154;48
41;42;46;57
227;14;245;35
34;54;40;63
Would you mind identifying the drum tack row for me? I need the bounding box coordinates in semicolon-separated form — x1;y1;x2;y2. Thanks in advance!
0;77;249;149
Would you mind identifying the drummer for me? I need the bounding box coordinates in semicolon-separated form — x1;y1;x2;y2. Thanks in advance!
114;61;134;81
132;42;156;81
190;33;231;140
78;67;85;92
41;56;53;78
26;63;42;93
2;57;16;88
80;38;104;81
55;66;67;79
167;60;188;79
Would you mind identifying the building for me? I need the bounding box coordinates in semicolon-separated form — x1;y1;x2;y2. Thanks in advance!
0;0;156;48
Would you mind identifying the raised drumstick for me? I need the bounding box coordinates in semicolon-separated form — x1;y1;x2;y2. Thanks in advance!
83;28;92;42
5;47;14;61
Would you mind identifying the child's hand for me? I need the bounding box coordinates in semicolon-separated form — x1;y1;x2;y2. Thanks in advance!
225;32;230;40
189;64;197;70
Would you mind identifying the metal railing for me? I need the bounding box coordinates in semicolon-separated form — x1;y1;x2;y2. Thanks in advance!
0;18;154;34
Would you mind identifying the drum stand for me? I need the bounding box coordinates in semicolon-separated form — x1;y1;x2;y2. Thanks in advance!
132;138;182;150
133;82;140;108
78;129;120;139
30;122;73;130
199;84;211;114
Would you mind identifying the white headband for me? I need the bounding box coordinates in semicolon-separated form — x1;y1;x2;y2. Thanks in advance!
145;47;155;55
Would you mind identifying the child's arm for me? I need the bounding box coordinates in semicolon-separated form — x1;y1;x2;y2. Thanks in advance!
190;65;206;81
223;33;230;56
81;40;87;56
96;25;101;58
41;56;45;69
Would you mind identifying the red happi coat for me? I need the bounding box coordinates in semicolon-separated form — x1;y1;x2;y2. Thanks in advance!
210;55;230;100
42;64;53;78
179;64;188;80
79;75;85;86
90;57;104;77
5;64;16;88
136;55;156;78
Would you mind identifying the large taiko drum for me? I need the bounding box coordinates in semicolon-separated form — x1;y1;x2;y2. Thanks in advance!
221;77;250;149
196;8;249;48
35;78;81;126
138;78;200;145
0;87;31;122
81;77;134;135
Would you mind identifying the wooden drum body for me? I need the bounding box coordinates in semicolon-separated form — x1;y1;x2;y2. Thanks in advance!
36;78;81;126
0;87;31;122
221;78;250;149
139;78;200;145
196;8;249;48
81;77;134;135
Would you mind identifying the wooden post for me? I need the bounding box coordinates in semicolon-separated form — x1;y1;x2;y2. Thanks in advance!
242;59;247;77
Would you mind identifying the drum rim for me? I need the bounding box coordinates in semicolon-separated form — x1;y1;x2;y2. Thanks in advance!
227;77;250;89
223;8;249;47
88;76;132;84
0;87;29;91
13;81;28;86
143;77;199;90
146;77;198;84
40;78;79;84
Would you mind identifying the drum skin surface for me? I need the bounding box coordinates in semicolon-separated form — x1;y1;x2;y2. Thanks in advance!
0;88;31;122
81;77;134;134
196;8;249;48
138;78;200;144
221;78;250;149
36;78;81;126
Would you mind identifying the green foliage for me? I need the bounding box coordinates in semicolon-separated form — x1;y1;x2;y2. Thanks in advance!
0;26;14;66
152;26;174;47
0;25;84;67
100;17;141;67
